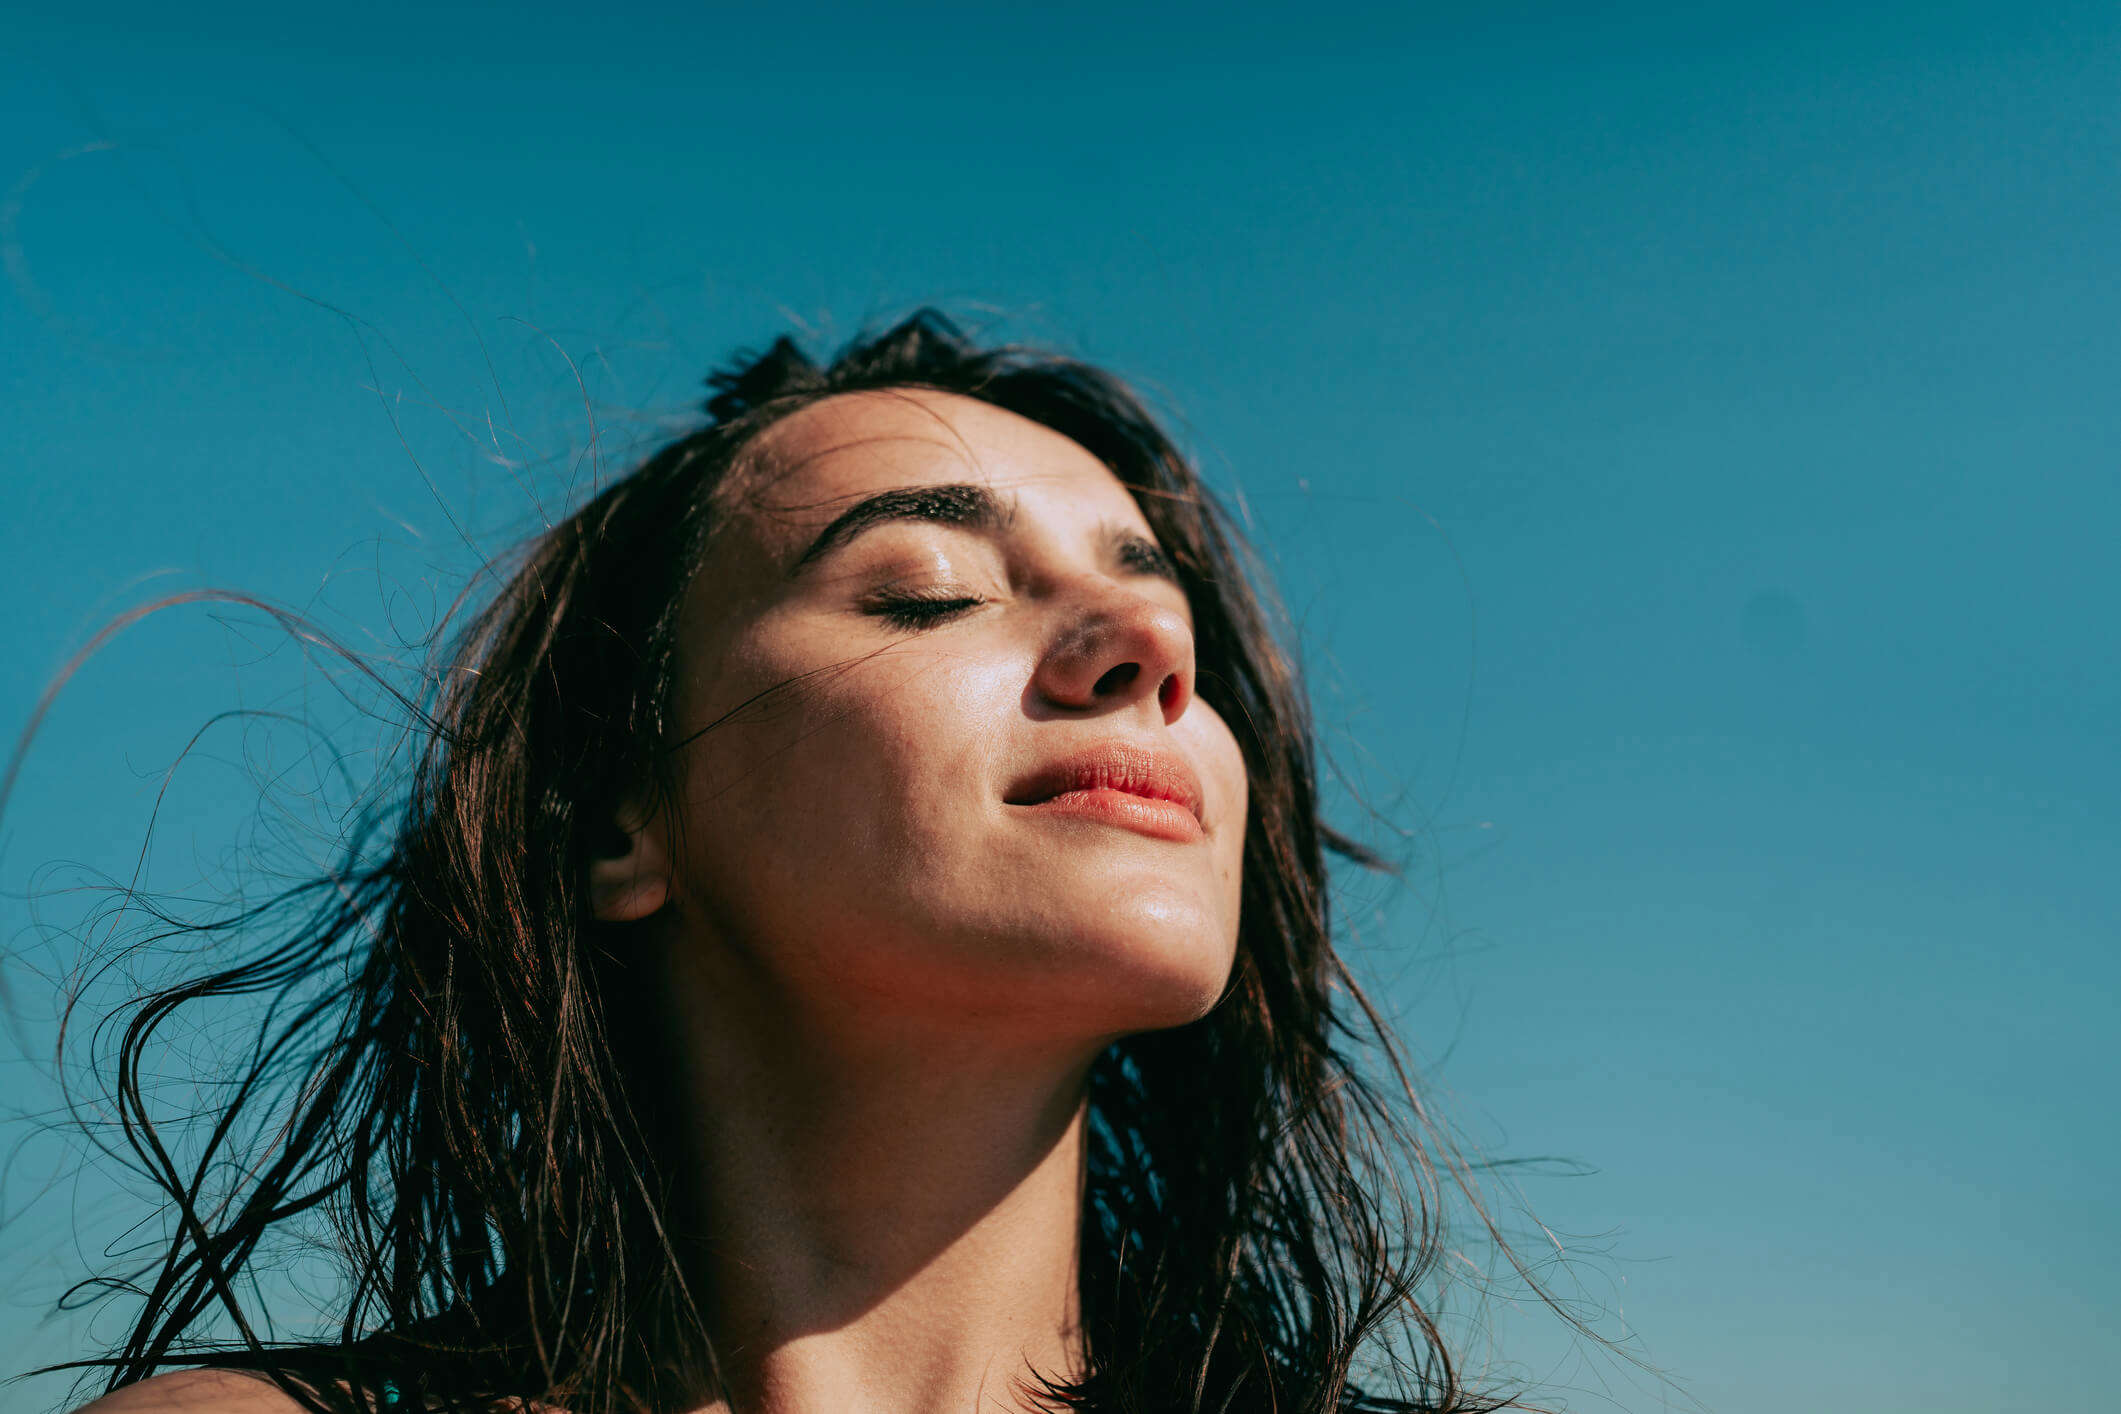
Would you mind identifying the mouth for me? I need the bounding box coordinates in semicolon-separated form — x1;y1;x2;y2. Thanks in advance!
1004;742;1206;843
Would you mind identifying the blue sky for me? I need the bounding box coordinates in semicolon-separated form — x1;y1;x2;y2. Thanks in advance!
3;4;2116;1411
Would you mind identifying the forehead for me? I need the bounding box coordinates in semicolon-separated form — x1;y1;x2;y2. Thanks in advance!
728;388;1146;553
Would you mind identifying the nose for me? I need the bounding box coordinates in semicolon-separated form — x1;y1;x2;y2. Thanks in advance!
1032;580;1196;725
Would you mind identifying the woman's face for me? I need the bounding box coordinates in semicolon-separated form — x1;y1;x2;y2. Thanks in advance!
639;389;1247;1048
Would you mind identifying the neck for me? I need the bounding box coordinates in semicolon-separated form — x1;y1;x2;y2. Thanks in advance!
652;941;1097;1414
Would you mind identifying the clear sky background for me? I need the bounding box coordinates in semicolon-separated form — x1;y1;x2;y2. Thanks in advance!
2;4;2116;1412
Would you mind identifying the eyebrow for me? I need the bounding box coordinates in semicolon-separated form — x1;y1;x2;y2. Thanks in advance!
787;482;1181;585
791;483;1009;574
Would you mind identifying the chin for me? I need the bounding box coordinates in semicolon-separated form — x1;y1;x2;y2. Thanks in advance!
1024;905;1239;1041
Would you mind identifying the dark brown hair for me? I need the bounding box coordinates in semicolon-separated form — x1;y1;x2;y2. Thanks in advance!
22;311;1540;1413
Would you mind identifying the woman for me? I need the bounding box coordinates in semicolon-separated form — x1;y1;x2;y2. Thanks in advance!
44;311;1528;1413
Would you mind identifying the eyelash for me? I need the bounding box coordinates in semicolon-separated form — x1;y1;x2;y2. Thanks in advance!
864;588;986;631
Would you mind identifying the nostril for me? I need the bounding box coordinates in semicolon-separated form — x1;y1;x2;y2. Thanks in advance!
1092;662;1140;698
1157;673;1183;715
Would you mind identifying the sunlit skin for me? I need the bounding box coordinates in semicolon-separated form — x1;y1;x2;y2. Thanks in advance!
592;389;1249;1414
619;388;1247;1045
79;390;1248;1414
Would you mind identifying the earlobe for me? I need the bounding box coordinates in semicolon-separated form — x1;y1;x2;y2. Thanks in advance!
588;799;672;923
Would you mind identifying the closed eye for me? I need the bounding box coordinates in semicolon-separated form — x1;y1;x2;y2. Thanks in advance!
1112;531;1177;582
862;589;986;632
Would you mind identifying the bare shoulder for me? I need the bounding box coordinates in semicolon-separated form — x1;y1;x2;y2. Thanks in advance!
72;1372;572;1414
73;1370;309;1414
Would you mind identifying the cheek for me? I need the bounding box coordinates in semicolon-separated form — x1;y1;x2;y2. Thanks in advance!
1182;709;1250;929
668;638;1015;927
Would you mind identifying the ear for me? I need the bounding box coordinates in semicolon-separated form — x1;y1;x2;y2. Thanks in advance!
588;795;672;923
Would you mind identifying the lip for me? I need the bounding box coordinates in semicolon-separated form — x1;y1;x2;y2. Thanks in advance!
1004;741;1206;843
